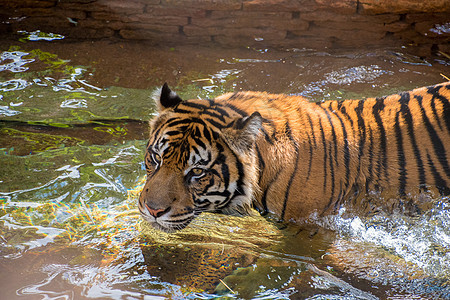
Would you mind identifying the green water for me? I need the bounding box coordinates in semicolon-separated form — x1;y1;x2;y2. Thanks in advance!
1;35;450;299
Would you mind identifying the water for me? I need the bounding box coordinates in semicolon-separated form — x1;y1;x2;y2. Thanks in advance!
1;34;450;299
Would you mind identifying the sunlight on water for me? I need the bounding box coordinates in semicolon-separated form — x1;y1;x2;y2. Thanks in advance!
0;50;34;72
0;47;98;120
18;30;65;41
296;65;395;101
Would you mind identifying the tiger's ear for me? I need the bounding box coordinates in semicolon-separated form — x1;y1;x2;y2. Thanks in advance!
156;83;182;111
223;112;263;152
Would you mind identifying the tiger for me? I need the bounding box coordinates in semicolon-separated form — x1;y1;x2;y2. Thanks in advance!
138;82;450;232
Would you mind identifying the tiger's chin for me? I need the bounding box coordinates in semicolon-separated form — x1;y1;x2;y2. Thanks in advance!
140;212;195;233
142;218;194;233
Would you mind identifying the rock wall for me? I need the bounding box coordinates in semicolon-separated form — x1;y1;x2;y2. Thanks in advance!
1;0;449;51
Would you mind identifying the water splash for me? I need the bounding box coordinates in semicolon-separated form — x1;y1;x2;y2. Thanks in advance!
323;65;394;85
292;65;395;101
314;199;450;279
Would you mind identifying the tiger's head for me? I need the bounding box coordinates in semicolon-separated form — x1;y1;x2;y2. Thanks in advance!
139;84;262;232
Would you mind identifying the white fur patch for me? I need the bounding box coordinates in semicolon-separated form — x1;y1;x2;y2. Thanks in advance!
151;86;163;110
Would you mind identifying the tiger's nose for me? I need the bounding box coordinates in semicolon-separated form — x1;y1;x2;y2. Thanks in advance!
145;203;170;218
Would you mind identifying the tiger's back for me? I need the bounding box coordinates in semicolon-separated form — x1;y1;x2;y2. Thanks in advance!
217;82;450;220
139;82;450;231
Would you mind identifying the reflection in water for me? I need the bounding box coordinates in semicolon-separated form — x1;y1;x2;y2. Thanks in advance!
0;51;34;72
0;79;30;92
0;47;155;123
18;30;65;42
0;105;21;116
0;40;450;299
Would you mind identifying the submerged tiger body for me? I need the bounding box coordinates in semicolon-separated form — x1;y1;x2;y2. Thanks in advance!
139;82;450;231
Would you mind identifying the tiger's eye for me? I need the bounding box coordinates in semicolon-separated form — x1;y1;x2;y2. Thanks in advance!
191;168;204;176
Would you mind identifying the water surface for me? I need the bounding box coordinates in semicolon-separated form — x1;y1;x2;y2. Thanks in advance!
1;35;450;299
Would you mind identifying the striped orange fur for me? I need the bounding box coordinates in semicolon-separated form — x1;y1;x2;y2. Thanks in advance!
139;82;450;231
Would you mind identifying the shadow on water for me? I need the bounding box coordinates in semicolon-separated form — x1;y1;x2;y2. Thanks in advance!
1;33;450;299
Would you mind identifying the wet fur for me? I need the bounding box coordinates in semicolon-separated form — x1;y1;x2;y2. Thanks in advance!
139;82;450;231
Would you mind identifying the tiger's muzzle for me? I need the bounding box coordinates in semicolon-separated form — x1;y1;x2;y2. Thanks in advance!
138;169;195;232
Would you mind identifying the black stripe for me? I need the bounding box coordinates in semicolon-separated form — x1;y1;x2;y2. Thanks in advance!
366;127;375;193
220;154;230;188
223;92;255;102
217;193;235;210
166;216;195;224
157;137;168;147
199;110;227;123
193;135;207;149
426;153;449;193
372;97;388;183
318;118;328;193
334;188;343;210
280;121;299;222
151;122;166;141
201;178;217;195
202;126;212;141
428;85;450;133
224;103;248;117
305;114;316;182
193;125;202;138
415;95;450;179
261;168;282;216
226;92;239;100
171;208;194;218
166;117;205;128
165;130;183;136
429;90;443;131
256;145;265;185
305;132;313;182
317;106;337;210
355;100;366;179
306;114;317;147
207;190;232;198
204;117;225;129
401;94;426;186
431;86;450;133
261;118;276;144
260;128;274;145
330;107;351;196
226;143;247;206
191;144;201;158
338;101;354;127
325;134;336;210
322;108;339;168
170;108;195;114
394;109;407;196
214;106;231;118
177;101;210;111
194;197;211;205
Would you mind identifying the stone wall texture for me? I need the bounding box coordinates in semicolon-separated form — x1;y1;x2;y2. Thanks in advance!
1;0;449;51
